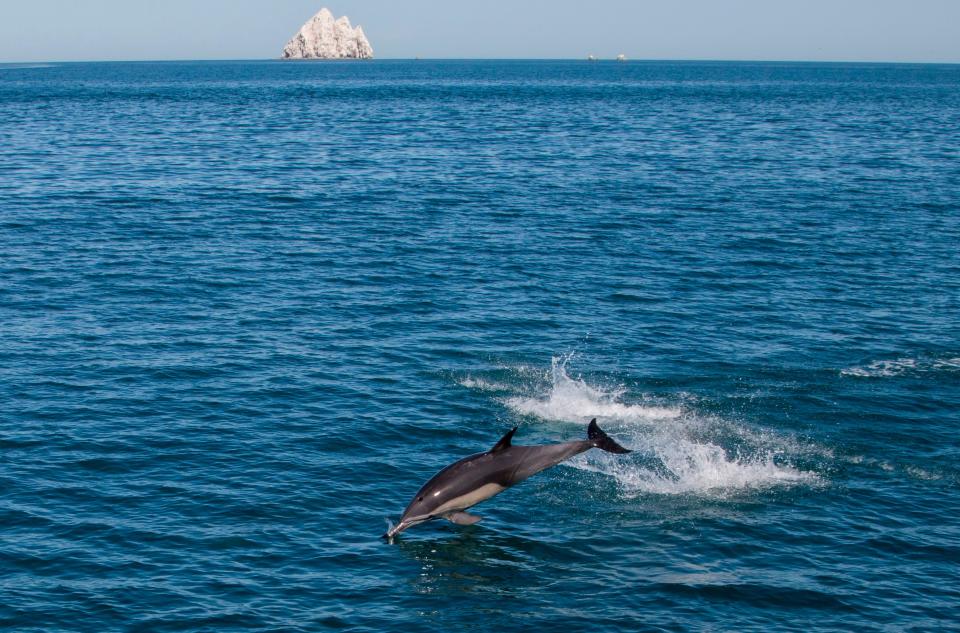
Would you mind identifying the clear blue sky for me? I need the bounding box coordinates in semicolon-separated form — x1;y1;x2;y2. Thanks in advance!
2;0;959;63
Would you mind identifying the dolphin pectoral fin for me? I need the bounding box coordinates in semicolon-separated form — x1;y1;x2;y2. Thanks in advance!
447;512;483;526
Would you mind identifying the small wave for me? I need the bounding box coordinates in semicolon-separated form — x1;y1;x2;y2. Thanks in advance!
505;356;819;497
841;358;917;377
841;355;960;377
904;466;942;481
842;454;944;481
0;63;57;71
458;377;511;392
932;357;960;370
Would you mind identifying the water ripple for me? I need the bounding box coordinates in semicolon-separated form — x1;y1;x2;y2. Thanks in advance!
1;60;959;632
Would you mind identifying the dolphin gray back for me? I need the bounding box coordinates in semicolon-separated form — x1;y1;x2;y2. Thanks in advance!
432;419;631;489
388;419;632;538
499;440;595;485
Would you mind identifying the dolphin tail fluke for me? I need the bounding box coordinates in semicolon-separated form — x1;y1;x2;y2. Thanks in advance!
587;418;632;454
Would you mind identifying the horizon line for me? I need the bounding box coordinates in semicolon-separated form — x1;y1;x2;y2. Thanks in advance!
3;56;960;66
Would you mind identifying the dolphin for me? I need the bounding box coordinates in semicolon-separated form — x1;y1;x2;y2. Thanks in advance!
384;419;631;540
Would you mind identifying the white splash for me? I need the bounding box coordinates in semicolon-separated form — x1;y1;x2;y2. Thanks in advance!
574;440;817;497
505;357;681;423
504;357;819;497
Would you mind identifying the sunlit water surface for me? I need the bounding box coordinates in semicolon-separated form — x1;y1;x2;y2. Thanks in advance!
1;60;959;631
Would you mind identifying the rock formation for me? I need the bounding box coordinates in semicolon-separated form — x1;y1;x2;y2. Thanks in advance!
281;8;373;60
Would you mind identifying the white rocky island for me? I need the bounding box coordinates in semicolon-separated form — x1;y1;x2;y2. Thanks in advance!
281;8;373;60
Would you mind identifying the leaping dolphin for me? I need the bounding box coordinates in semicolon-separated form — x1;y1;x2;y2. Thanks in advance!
384;419;631;540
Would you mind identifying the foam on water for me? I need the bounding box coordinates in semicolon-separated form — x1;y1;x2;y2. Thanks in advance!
574;441;817;497
841;355;960;377
933;357;960;370
842;358;918;377
4;59;959;630
502;357;819;497
575;424;821;498
842;454;946;482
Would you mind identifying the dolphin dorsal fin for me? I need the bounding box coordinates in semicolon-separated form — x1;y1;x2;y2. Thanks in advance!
491;426;518;453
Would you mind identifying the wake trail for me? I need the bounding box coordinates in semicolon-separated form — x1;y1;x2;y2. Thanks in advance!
497;356;821;497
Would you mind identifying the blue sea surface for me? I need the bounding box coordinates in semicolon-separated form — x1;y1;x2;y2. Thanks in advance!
1;60;959;632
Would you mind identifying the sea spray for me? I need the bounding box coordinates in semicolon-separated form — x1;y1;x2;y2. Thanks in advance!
496;357;820;496
505;356;681;424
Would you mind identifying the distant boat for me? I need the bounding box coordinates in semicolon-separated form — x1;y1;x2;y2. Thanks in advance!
587;54;598;62
617;54;627;62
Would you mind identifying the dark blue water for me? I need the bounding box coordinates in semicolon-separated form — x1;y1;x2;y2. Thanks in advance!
2;60;959;631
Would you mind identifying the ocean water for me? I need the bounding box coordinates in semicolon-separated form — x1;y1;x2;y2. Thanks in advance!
1;60;959;631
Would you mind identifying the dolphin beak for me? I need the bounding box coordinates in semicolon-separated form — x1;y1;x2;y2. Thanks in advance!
383;512;437;542
383;518;407;541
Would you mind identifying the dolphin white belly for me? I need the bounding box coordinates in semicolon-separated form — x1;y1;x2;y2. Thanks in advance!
433;482;505;516
384;419;632;540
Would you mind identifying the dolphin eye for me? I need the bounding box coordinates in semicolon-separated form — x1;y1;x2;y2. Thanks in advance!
418;496;424;502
